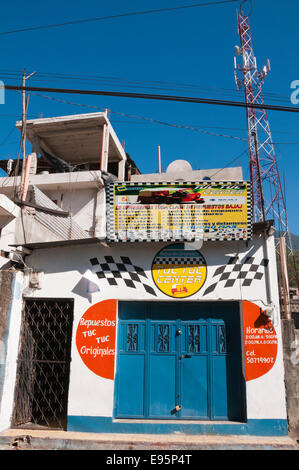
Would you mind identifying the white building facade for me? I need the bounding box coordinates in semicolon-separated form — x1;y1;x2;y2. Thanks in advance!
0;113;288;436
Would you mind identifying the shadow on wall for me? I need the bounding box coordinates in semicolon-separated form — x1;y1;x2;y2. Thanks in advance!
72;273;101;303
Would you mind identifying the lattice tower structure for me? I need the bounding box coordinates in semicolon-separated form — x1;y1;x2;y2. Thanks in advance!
234;9;298;289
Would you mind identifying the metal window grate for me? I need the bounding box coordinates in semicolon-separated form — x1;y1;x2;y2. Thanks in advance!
219;325;227;353
12;299;73;430
127;324;138;352
157;325;169;352
188;325;200;353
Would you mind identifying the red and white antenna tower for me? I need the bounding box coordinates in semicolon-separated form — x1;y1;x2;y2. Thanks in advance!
234;4;298;290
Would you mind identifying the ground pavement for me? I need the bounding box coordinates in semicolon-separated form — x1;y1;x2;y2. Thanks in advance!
0;428;298;451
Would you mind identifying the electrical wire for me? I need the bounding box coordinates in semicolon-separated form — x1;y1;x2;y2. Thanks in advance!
0;127;16;146
208;148;248;178
110;119;299;137
4;89;299;146
2;88;299;155
11;89;249;142
0;140;19;147
0;69;292;103
4;84;299;114
240;0;253;15
0;1;239;36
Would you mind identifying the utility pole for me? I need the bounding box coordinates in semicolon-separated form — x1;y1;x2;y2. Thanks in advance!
22;70;26;167
19;69;35;199
19;69;27;197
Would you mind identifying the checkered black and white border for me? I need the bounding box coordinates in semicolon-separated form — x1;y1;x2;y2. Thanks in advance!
153;256;206;265
90;255;157;296
106;181;253;243
203;255;268;296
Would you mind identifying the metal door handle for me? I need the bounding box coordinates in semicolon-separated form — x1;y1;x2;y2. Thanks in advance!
179;354;191;360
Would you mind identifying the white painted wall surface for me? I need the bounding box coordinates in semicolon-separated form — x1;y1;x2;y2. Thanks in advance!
0;218;17;269
0;272;24;431
21;233;287;422
43;188;98;235
244;233;287;420
0;196;20;268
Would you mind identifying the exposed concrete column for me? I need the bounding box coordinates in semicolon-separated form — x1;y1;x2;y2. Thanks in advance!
29;136;39;175
20;136;39;202
100;124;110;173
93;185;106;238
118;159;125;181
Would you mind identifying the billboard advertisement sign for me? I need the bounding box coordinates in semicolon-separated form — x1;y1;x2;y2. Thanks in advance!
106;181;252;242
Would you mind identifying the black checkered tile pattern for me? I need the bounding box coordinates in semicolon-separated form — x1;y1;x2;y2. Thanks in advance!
154;256;206;265
90;256;157;296
203;255;269;295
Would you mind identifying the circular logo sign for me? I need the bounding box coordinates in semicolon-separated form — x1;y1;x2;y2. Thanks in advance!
152;243;207;298
76;299;117;379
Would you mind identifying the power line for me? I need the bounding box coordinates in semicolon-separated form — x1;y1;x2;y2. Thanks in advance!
1;88;299;147
0;127;16;146
240;0;253;16
0;76;291;105
0;114;25;118
16;90;249;142
6;89;298;145
0;140;19;147
4;84;299;114
208;148;248;178
0;69;291;102
109;120;299;136
0;1;239;36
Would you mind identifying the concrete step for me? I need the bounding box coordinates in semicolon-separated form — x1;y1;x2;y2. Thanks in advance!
0;428;298;450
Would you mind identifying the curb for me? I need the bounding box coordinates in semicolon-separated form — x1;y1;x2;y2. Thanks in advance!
0;433;298;451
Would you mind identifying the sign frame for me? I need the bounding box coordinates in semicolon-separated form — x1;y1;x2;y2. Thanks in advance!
106;180;253;243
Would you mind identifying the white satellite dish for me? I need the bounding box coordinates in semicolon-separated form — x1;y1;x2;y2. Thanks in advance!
166;160;192;174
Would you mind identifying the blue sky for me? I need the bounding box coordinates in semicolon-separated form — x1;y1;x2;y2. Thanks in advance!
0;0;298;233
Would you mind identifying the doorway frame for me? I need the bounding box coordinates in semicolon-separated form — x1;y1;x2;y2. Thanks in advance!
12;297;74;431
113;300;247;422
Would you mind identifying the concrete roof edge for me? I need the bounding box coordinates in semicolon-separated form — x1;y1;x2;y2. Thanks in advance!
15;112;108;129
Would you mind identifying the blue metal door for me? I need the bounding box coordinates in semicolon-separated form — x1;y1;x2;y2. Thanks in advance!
115;302;245;421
